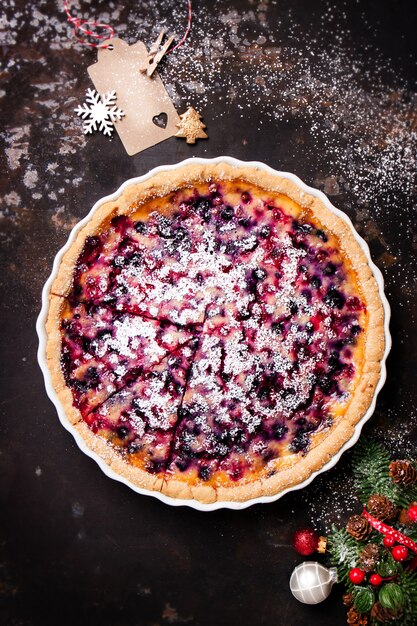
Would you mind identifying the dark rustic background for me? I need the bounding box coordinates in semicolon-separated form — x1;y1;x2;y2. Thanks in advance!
1;1;416;624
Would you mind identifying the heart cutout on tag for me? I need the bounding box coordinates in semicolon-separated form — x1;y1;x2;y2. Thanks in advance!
152;112;168;129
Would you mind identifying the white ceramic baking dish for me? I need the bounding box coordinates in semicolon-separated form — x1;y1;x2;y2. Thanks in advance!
36;156;391;511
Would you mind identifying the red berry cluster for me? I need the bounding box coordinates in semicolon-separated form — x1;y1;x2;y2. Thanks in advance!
349;538;410;586
408;504;417;522
382;534;409;560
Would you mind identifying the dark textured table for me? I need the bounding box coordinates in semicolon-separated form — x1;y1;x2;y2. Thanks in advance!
1;1;417;624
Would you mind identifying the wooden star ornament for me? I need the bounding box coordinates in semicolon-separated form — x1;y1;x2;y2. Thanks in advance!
175;107;208;144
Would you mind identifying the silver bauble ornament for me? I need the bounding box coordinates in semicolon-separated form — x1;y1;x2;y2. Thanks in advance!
290;561;337;604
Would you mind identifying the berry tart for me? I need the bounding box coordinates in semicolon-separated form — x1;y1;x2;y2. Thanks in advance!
44;160;387;505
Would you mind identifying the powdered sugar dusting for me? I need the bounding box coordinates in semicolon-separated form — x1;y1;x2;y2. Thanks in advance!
63;180;366;480
61;180;369;480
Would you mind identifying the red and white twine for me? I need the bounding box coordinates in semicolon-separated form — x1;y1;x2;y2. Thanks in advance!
167;0;192;54
64;0;115;48
64;1;192;52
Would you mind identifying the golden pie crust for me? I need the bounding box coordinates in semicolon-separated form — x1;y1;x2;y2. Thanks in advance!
45;162;386;504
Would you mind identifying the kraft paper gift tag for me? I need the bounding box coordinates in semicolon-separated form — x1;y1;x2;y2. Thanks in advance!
88;38;180;156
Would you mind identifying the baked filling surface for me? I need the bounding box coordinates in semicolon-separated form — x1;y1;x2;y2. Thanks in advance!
46;166;384;503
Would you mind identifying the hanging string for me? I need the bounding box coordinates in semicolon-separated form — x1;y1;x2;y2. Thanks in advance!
64;1;115;48
64;1;192;53
167;0;192;55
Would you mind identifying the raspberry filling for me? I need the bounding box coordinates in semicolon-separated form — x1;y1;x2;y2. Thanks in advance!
61;181;365;483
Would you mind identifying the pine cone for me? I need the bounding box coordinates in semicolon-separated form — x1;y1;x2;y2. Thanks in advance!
389;460;417;485
343;593;354;607
399;501;417;526
371;602;403;623
399;507;412;525
367;494;398;521
359;543;380;572
347;607;368;625
346;514;372;540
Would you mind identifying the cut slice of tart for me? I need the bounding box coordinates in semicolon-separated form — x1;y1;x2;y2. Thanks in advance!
79;342;196;489
47;296;195;421
69;341;197;492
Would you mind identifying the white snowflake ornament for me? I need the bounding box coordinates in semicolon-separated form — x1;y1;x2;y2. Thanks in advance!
75;88;125;137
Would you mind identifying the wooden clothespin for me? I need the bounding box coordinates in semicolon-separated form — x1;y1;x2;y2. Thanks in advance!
140;29;175;77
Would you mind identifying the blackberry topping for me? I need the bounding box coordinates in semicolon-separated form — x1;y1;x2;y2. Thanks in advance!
128;252;142;267
110;215;131;231
146;459;165;474
194;198;212;222
225;240;237;255
253;267;267;281
261;448;275;462
289;300;299;315
72;379;89;393
272;424;288;440
324;286;345;309
85;367;99;386
323;262;337;276
259;225;270;238
174;227;187;241
290;432;311;454
77;236;102;267
271;320;285;334
281;387;295;400
293;221;313;234
112;255;127;268
238;308;252;321
315;228;328;242
221;206;234;221
117;426;130;439
134;220;146;233
198;466;211;481
176;458;190;472
318;375;337;395
244;237;259;252
301;288;312;302
328;352;345;375
157;217;174;238
178;407;192;420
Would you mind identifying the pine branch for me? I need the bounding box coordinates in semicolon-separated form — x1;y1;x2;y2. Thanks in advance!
352;439;391;502
398;486;417;509
328;525;362;584
352;439;414;507
403;527;417;543
390;570;417;626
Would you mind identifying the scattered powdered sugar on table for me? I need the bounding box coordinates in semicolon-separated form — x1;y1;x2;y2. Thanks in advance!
305;470;358;532
1;0;415;225
303;399;417;533
155;1;416;215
